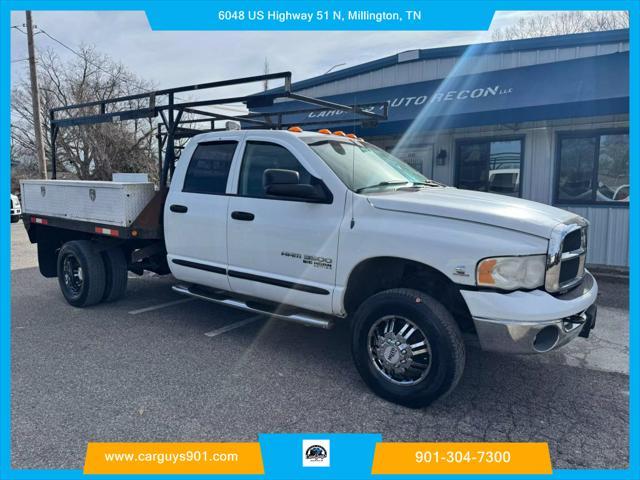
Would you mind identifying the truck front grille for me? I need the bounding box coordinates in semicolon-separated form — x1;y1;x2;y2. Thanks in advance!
559;257;581;284
562;229;582;253
545;221;588;293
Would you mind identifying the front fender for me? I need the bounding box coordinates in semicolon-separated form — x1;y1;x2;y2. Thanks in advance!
333;199;548;314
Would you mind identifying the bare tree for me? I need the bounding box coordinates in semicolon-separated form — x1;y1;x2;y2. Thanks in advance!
11;46;158;182
492;11;629;41
10;133;38;193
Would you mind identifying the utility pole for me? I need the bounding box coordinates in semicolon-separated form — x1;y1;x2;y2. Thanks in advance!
25;11;47;179
263;57;269;91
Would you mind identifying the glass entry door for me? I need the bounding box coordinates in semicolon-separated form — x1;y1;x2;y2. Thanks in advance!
456;138;523;197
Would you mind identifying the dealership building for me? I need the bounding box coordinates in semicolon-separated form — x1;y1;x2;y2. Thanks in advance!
258;29;629;268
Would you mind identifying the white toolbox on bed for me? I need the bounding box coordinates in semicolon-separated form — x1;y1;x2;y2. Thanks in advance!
20;180;156;227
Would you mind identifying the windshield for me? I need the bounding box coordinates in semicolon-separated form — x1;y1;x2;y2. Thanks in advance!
303;137;433;193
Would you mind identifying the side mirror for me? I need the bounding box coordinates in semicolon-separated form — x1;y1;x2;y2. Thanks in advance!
263;168;299;187
263;169;329;202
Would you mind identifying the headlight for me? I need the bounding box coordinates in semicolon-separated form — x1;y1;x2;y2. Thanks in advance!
476;255;546;290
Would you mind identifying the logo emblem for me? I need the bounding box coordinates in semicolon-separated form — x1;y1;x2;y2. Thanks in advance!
302;439;330;467
453;265;469;277
40;186;46;197
385;346;399;363
89;188;96;202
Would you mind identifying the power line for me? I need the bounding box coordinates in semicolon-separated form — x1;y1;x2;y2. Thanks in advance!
11;25;27;35
13;23;144;86
12;23;251;117
38;28;126;80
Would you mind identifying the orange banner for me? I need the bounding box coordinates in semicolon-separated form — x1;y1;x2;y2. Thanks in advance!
84;442;264;475
371;442;552;475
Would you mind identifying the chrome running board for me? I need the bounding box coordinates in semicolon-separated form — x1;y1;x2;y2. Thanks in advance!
172;284;334;329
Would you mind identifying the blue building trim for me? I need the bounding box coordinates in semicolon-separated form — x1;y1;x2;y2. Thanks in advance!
252;52;629;134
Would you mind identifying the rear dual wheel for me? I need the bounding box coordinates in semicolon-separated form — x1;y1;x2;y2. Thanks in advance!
101;247;128;302
57;240;127;307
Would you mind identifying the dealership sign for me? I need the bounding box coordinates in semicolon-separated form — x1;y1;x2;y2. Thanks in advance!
307;84;514;119
250;51;627;132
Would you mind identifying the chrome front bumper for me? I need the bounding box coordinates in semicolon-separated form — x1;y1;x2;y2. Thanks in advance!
462;272;598;354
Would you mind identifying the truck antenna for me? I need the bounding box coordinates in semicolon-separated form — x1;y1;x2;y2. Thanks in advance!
350;95;356;229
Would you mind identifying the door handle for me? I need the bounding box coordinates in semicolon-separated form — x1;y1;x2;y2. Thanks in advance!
231;211;255;221
170;204;188;213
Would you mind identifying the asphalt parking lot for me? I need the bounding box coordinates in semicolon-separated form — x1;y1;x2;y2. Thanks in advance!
10;222;629;470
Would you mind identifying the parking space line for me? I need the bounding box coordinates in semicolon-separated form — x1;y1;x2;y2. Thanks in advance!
204;315;265;337
128;298;195;315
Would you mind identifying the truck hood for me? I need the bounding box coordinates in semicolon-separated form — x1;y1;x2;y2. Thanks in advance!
367;187;580;239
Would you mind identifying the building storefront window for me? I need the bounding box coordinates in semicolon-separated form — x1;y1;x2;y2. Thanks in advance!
455;138;523;197
556;130;629;204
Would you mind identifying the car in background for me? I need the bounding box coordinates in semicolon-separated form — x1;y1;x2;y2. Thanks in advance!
10;193;22;223
489;168;520;196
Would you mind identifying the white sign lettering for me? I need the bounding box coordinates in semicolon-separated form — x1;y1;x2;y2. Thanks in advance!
306;84;514;119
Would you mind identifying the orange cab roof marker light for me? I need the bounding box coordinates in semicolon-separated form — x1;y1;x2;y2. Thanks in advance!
288;126;303;132
334;131;346;136
346;133;357;139
318;129;332;134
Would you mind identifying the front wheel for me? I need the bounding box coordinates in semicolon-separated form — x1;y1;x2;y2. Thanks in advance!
351;288;465;408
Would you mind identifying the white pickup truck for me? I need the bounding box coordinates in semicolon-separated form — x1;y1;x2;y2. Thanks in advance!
21;127;598;407
20;74;597;407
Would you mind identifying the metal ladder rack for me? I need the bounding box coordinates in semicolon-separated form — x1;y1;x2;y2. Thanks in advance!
48;71;389;188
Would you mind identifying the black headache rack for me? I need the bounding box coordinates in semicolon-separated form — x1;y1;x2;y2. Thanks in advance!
45;72;388;240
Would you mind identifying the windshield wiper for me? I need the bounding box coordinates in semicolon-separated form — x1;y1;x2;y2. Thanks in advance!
410;180;444;187
355;181;410;193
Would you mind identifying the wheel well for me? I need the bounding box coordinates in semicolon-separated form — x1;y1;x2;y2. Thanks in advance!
31;226;91;277
343;257;475;333
29;225;168;277
30;225;121;277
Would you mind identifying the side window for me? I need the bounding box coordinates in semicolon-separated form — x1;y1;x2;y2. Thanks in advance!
183;141;237;195
556;131;629;204
238;141;312;198
556;137;596;203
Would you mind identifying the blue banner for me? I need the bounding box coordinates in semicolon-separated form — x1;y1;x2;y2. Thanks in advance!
251;51;629;134
144;1;496;31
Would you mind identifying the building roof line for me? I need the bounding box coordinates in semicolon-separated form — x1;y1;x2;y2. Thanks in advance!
263;28;629;95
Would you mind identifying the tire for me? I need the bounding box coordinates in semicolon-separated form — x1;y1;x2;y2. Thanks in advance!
10;215;19;223
57;240;106;307
101;247;128;302
351;288;465;408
